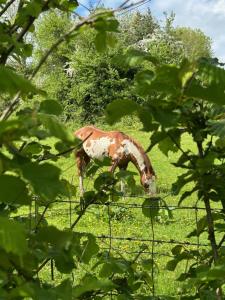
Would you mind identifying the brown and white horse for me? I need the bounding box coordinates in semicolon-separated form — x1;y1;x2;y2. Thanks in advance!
74;126;156;195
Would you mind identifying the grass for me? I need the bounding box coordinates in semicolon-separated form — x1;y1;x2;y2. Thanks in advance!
17;123;221;297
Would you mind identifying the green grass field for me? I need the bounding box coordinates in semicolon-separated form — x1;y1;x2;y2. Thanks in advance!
19;123;219;297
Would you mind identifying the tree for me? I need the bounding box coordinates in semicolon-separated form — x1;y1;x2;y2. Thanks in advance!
137;13;212;65
173;27;212;61
33;10;74;113
119;9;159;45
33;10;142;123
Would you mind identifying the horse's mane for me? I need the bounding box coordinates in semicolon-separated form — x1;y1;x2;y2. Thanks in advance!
129;137;152;169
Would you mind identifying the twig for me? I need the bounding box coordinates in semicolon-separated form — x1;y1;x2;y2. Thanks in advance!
208;234;225;266
118;0;151;14
119;0;130;8
70;196;96;230
0;0;16;17
37;131;93;162
78;1;91;12
217;234;225;250
34;203;51;232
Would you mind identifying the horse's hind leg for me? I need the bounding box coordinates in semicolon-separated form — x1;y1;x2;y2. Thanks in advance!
75;149;90;196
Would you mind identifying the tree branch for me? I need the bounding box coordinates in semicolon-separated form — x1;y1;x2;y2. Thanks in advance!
197;141;223;300
0;0;17;17
0;0;51;65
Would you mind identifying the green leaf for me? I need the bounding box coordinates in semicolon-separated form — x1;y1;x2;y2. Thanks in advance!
37;226;73;248
22;0;42;18
141;65;181;97
0;217;28;255
215;223;225;232
0;66;38;96
178;186;198;206
94;172;115;191
141;258;154;271
21;162;68;200
22;142;43;156
179;59;197;88
51;0;78;11
142;197;160;219
188;212;224;238
38;114;75;143
10;279;73;299
85;165;101;177
80;234;99;264
123;49;159;67
166;259;179;271
106;33;117;48
146;131;168;153
0;175;30;205
185;60;225;104
100;259;129;277
105;99;140;124
171;245;183;256
138;107;158;132
54;254;75;274
53;280;72;300
166;252;191;271
94;14;119;32
208;119;225;138
158;136;178;156
95;32;107;52
39;100;63;116
135;70;155;96
73;275;116;298
116;170;137;180
207;264;225;280
0;119;27;143
172;171;194;195
37;226;75;273
151;107;180;128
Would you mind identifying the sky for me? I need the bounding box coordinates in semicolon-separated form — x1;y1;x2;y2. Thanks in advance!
76;0;225;62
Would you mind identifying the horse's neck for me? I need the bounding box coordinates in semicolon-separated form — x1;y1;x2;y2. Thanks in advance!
128;143;150;176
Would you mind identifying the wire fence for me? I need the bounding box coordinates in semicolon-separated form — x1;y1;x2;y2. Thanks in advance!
14;167;222;298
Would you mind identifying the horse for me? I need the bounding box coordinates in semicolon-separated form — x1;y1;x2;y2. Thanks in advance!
74;126;156;195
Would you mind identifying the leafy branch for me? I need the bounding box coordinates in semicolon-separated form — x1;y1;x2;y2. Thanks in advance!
0;0;147;121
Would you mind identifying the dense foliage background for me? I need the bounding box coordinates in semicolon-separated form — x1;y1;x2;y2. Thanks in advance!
1;0;225;299
31;8;212;123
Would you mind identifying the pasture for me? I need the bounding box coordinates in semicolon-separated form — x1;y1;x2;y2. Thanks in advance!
24;123;215;297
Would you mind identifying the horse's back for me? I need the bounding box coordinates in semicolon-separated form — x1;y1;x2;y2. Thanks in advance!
74;126;131;161
74;126;126;142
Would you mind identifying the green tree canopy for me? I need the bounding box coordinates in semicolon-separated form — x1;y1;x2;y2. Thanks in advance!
173;26;212;60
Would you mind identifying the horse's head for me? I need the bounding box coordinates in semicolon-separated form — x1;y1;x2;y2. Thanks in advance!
141;170;157;195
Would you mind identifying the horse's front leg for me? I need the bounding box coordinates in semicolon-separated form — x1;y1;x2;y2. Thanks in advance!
109;159;119;174
119;164;128;196
109;161;127;196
